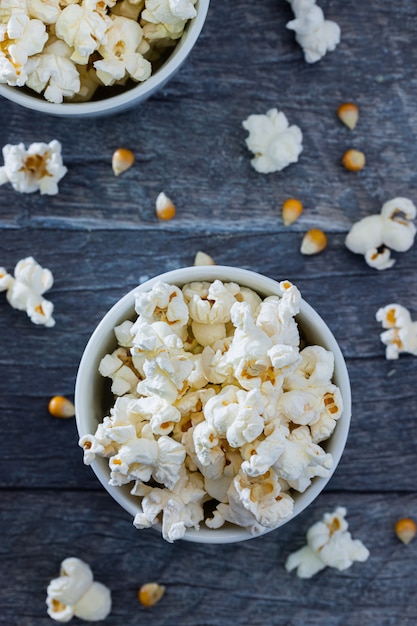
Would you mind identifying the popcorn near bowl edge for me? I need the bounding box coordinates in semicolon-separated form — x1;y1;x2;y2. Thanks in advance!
75;267;351;544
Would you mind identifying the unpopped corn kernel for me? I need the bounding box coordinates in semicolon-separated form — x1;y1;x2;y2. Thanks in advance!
138;582;166;607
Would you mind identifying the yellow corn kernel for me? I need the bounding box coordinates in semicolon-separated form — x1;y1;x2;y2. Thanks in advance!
156;192;176;220
394;517;416;544
282;198;303;226
112;148;135;176
48;395;75;418
342;149;365;172
138;582;166;607
300;229;327;255
194;251;215;266
337;102;359;130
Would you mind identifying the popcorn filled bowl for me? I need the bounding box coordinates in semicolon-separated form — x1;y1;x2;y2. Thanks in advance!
75;266;351;544
0;0;209;118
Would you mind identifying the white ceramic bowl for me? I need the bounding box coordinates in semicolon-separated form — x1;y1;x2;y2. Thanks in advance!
0;0;209;118
75;266;351;543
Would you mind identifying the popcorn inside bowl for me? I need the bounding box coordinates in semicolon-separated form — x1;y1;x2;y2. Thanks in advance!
79;279;344;542
0;0;198;103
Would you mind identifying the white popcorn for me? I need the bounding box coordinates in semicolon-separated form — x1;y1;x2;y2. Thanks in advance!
183;279;240;324
272;425;333;492
26;38;81;103
376;303;417;359
142;0;196;27
135;280;189;328
55;0;111;65
27;0;63;25
0;13;48;86
46;557;111;622
0;139;67;195
82;279;343;541
132;469;206;542
285;507;370;578
286;0;340;63
94;15;151;86
0;256;55;327
345;197;416;269
109;423;186;490
0;0;27;24
207;470;294;534
99;347;139;396
242;108;303;174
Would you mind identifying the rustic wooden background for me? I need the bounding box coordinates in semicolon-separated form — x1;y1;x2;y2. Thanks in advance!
1;0;417;624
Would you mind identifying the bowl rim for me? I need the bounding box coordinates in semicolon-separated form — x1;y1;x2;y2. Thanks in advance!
75;265;351;544
0;0;210;117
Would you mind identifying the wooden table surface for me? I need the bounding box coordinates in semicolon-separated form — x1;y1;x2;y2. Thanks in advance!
1;1;417;624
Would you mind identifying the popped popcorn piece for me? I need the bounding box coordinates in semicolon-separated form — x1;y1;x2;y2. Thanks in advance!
26;38;81;103
273;425;333;492
82;279;343;541
0;13;48;86
132;469;206;542
376;303;417;359
286;0;341;64
0;140;67;195
0;256;55;327
142;0;196;27
242;108;303;174
345;197;416;270
55;0;112;65
207;469;294;534
0;0;27;25
94;15;151;86
99;347;140;396
285;507;370;578
46;557;111;622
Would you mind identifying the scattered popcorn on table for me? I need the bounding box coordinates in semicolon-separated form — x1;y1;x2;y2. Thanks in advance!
285;507;370;578
46;557;111;622
345;197;416;270
0;256;55;327
79;279;344;542
376;303;417;359
242;108;303;174
286;0;341;64
0;140;67;195
0;0;198;102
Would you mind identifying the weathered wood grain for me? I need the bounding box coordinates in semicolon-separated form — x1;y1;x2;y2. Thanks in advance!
1;491;416;626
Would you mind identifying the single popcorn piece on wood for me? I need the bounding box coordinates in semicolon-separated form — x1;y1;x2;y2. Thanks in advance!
242;108;303;174
0;139;67;195
345;197;416;270
0;13;48;86
286;0;341;64
285;507;370;578
376;303;417;359
282;198;303;226
46;557;112;622
0;256;55;327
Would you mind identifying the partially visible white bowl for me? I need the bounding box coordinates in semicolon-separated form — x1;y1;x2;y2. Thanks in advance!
0;0;209;117
75;266;351;543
